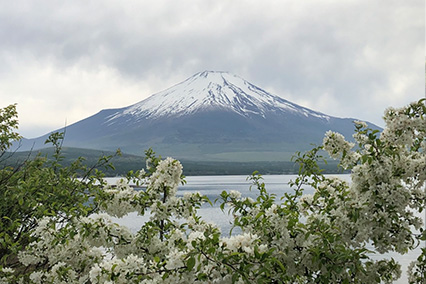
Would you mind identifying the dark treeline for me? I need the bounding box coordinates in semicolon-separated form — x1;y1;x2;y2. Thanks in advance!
1;147;344;176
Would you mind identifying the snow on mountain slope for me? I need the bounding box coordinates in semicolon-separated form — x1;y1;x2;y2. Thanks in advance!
106;71;330;122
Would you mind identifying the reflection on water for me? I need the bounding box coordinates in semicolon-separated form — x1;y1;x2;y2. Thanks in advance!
111;174;423;284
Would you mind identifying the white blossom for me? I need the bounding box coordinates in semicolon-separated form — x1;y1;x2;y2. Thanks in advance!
229;190;242;199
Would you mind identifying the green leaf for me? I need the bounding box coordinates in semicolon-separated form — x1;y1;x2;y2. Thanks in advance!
187;256;196;271
197;273;208;280
273;257;286;272
232;273;239;283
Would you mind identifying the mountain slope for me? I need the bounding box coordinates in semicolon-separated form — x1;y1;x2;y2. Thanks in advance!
14;71;380;162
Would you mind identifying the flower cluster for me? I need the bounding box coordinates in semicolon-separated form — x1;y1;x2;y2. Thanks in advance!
100;179;140;218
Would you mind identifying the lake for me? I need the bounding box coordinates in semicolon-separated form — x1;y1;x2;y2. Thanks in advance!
110;174;423;284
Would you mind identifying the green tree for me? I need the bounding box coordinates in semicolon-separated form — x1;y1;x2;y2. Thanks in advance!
0;105;117;278
0;104;21;154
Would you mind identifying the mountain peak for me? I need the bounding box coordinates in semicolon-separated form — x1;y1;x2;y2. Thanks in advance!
107;71;330;122
195;70;239;82
197;70;228;77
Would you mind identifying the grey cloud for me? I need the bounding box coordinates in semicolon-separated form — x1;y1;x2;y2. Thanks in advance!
0;0;423;130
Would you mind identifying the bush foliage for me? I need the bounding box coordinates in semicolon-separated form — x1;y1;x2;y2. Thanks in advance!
0;100;425;283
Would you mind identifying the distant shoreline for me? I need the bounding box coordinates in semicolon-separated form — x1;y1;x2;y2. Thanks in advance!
2;147;344;176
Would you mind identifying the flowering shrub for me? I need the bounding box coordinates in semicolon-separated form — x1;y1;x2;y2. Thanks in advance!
0;99;425;283
0;110;114;281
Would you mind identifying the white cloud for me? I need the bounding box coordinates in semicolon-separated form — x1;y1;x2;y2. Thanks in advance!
0;57;159;138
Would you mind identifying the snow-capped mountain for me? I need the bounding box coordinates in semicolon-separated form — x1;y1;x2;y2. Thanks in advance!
14;71;380;162
107;71;329;121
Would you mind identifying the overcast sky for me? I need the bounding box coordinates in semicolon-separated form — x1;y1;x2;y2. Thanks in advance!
1;0;424;138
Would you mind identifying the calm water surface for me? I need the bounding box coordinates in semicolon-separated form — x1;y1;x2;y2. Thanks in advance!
111;174;422;284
